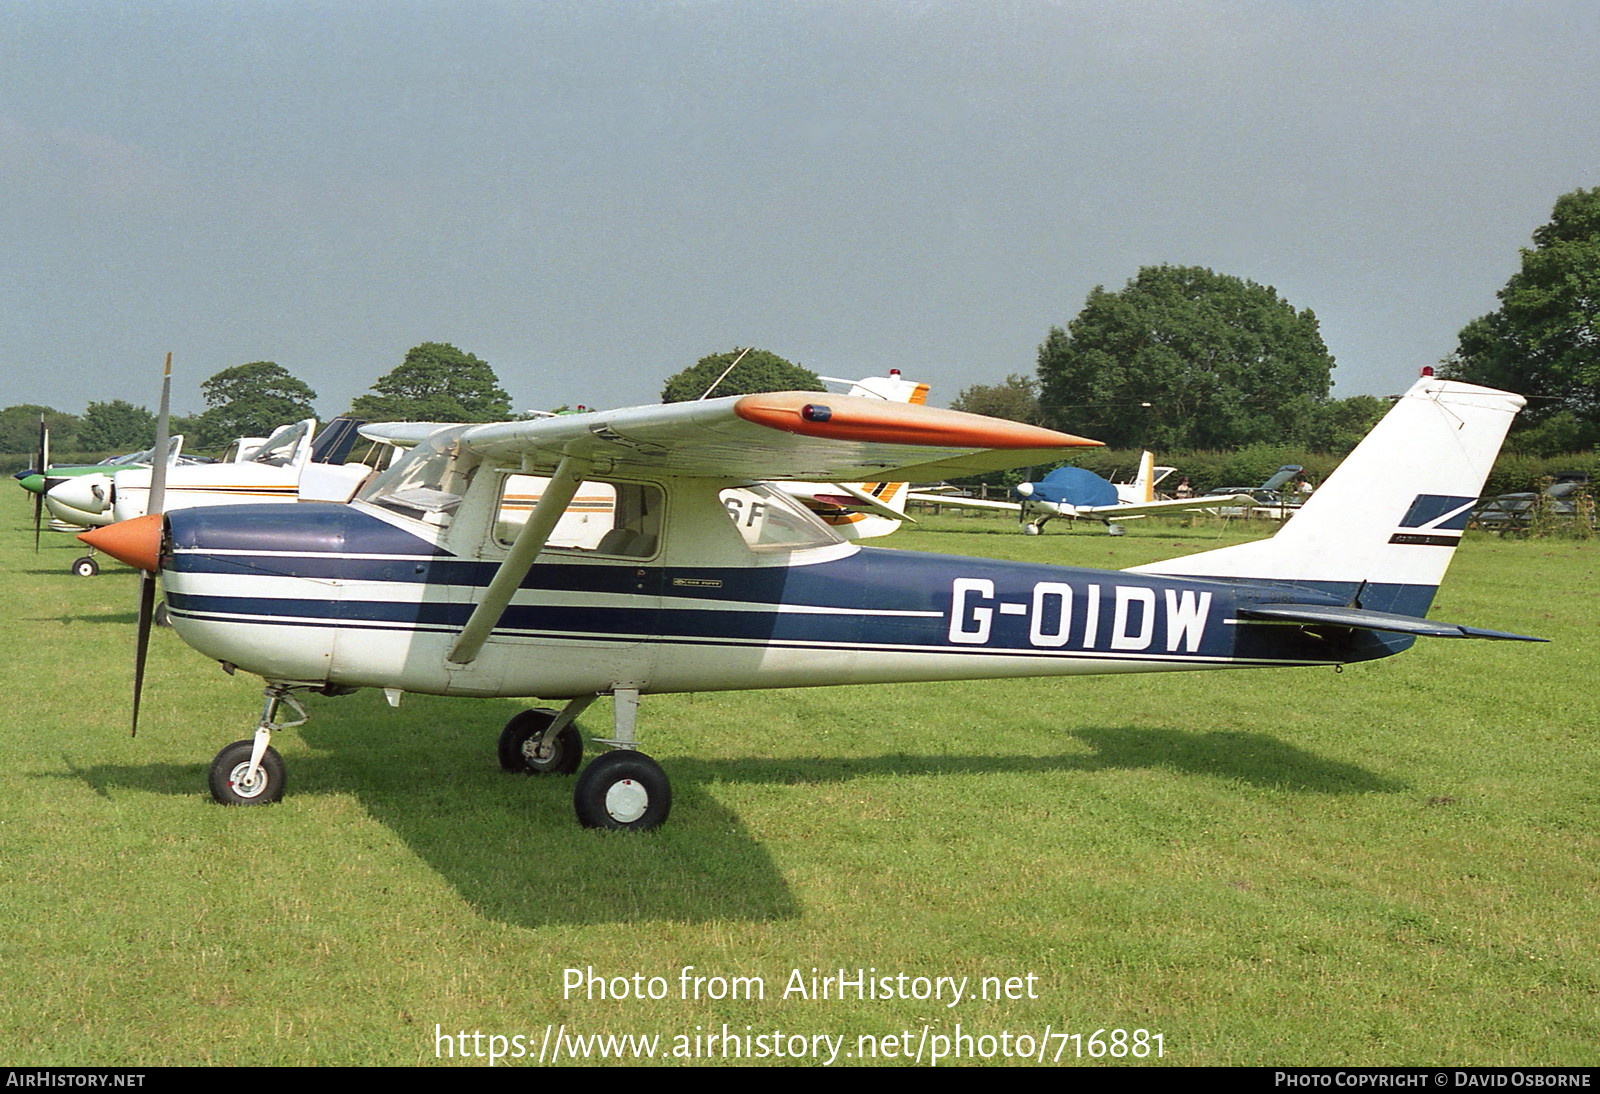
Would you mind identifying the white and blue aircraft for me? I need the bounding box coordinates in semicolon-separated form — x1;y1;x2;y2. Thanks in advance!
910;450;1251;535
80;378;1540;831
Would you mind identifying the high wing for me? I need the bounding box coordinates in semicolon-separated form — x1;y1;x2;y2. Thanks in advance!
905;489;1021;513
359;422;460;449
384;392;1100;483
365;394;1096;666
1080;494;1256;520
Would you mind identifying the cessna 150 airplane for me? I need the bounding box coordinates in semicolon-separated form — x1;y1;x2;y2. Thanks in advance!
80;377;1539;832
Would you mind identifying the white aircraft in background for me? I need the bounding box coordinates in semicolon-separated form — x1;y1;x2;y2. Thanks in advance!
81;377;1539;833
775;370;929;540
46;417;386;575
910;451;1251;535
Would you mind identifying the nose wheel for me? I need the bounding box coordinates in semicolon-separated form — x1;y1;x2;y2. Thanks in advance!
207;685;308;805
209;739;286;804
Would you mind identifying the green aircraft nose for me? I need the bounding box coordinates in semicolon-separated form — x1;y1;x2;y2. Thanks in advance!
15;473;46;495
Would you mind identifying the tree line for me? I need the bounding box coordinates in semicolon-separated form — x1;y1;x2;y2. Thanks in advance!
1;342;512;455
952;187;1600;462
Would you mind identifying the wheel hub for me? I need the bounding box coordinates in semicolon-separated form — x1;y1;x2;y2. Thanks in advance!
604;778;649;824
228;763;269;799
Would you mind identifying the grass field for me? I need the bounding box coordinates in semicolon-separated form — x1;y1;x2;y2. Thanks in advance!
2;498;1596;1066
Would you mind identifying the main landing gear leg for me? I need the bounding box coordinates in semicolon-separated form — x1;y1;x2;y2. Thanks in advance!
573;687;671;831
208;684;308;805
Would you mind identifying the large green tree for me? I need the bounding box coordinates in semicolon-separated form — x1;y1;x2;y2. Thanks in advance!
660;348;822;403
948;374;1042;424
0;405;79;455
1037;265;1335;450
196;362;318;446
77;400;157;451
349;342;511;422
1442;187;1600;443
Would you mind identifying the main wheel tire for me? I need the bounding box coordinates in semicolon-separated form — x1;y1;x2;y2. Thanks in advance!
71;556;99;577
208;740;287;805
573;750;670;831
498;708;583;775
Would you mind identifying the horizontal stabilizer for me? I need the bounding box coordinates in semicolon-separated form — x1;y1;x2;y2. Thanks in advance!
1237;603;1546;642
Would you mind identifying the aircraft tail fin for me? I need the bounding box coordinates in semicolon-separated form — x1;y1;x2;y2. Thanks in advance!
805;371;929;538
1129;379;1523;610
823;370;931;406
1132;450;1156;503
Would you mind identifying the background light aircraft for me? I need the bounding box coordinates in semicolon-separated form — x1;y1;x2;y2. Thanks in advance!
775;369;929;540
1202;464;1307;519
82;379;1539;833
16;430;188;546
48;417;383;575
910;452;1252;534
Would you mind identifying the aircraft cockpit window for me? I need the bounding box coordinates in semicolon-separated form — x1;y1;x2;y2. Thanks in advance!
493;475;662;558
358;427;476;526
719;484;842;551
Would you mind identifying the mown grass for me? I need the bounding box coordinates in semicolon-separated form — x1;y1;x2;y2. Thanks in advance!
1;499;1595;1066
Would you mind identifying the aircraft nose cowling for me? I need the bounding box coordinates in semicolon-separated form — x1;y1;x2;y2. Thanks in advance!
78;514;164;572
47;474;111;515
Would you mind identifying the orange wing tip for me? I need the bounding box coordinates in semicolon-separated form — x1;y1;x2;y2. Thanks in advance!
734;393;1100;449
78;513;163;572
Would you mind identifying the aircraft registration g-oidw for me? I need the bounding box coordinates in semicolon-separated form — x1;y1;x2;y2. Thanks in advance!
82;377;1541;831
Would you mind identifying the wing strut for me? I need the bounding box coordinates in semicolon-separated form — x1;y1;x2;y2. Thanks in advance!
448;453;593;666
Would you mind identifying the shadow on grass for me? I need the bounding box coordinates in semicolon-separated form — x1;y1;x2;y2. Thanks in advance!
667;726;1404;795
30;610;142;625
55;691;804;930
53;708;1400;931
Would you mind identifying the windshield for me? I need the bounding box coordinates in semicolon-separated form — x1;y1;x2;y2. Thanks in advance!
357;426;475;524
250;419;313;466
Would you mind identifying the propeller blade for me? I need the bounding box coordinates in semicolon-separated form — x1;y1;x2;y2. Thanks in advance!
147;353;172;516
130;352;172;737
32;416;48;551
132;571;156;737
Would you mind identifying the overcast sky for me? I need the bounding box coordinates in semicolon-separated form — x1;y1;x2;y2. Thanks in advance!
4;1;1598;421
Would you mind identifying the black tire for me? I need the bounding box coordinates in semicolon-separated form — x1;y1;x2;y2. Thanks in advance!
498;708;583;775
208;740;287;805
153;601;171;628
573;750;671;831
71;556;99;578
